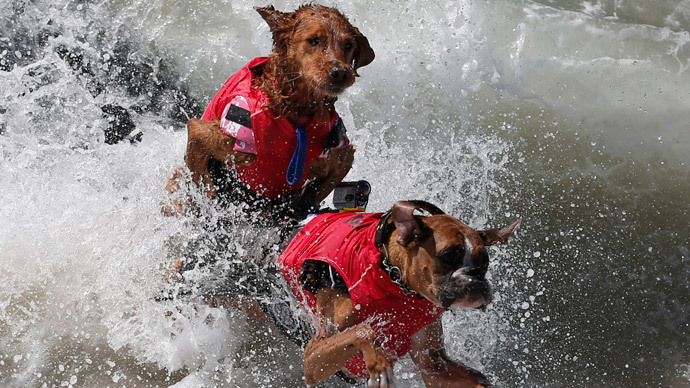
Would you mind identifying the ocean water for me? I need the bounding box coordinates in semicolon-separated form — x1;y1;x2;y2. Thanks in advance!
1;0;689;387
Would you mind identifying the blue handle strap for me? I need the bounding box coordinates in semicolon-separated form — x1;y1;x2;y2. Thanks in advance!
286;126;308;185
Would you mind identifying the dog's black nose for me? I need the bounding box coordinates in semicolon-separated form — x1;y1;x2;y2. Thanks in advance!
329;66;349;83
463;266;485;279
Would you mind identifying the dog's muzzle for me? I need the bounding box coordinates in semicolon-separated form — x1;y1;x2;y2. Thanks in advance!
329;65;351;84
436;266;493;310
323;64;354;95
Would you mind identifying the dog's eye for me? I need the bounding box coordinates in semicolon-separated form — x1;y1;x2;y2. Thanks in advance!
477;248;489;271
344;40;354;51
438;246;464;268
308;37;321;46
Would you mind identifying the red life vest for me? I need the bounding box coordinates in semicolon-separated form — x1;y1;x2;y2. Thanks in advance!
201;57;339;199
278;212;445;378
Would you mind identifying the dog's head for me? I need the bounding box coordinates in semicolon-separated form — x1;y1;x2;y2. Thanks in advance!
387;201;520;310
256;5;375;97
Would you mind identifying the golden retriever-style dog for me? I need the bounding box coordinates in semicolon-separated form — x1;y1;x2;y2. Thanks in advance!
162;5;374;218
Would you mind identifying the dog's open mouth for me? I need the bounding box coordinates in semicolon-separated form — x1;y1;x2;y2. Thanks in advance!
317;74;354;96
436;274;493;310
448;293;489;309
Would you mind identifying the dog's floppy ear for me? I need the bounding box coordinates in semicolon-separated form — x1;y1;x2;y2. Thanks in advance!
392;201;422;247
391;201;442;247
352;27;375;73
478;220;521;246
256;5;296;50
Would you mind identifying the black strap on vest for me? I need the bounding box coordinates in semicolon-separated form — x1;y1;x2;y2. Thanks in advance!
325;117;346;149
248;63;265;76
224;104;252;129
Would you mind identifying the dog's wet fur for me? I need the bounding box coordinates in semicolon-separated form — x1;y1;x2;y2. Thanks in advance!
254;5;374;124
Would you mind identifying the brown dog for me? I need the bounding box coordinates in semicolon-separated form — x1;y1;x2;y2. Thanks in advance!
273;201;520;387
162;5;374;217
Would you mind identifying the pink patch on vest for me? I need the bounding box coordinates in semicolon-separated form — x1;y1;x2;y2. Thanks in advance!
220;96;257;154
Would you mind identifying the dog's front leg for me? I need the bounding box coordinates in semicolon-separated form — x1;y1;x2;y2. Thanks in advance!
184;119;256;198
304;144;355;203
304;322;394;387
304;288;395;387
185;119;217;197
410;318;493;388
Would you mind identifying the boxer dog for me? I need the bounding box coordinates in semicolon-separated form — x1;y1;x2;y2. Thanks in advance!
276;200;520;387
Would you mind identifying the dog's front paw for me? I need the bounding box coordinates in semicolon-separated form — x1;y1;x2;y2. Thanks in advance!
367;366;395;388
360;341;395;388
327;144;355;175
307;157;330;179
160;199;186;217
